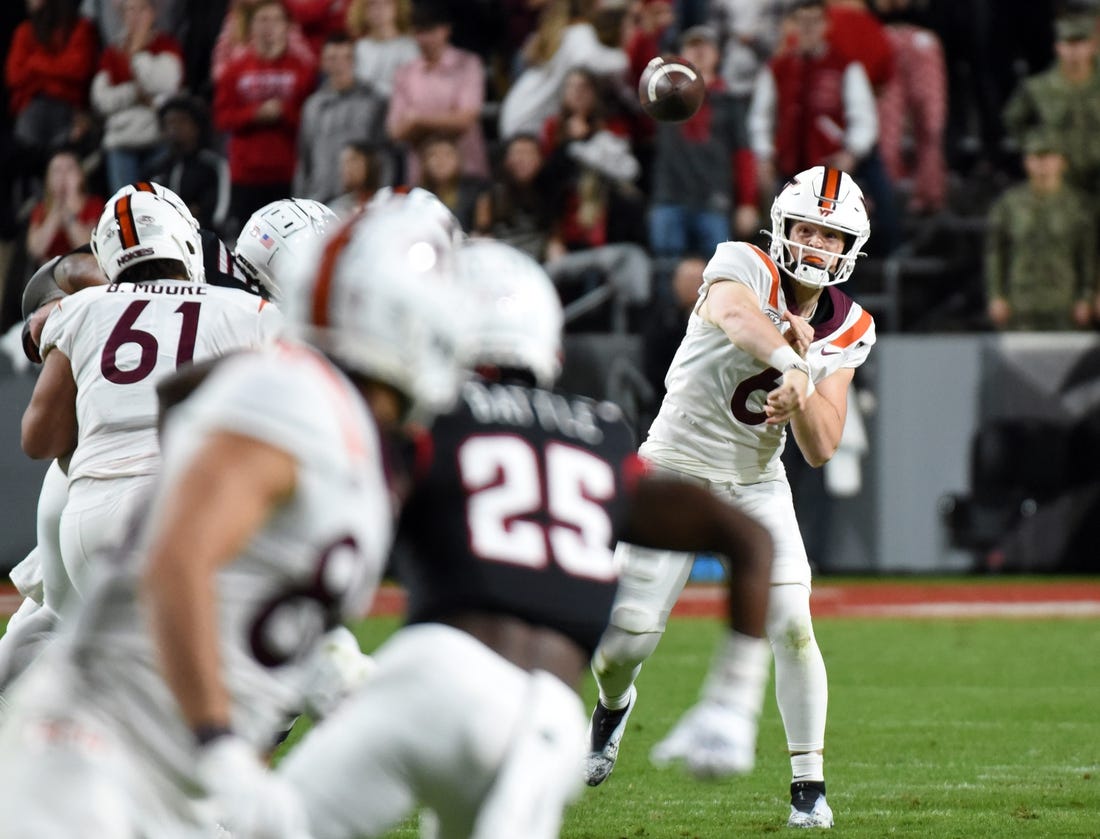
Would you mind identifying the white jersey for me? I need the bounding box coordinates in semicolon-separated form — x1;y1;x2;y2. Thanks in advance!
643;241;875;484
39;280;282;482
47;343;394;812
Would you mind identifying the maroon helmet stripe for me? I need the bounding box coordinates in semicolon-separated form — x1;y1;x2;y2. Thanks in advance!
133;181;156;193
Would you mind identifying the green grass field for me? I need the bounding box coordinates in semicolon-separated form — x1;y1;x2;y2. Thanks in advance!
347;615;1100;839
4;611;1095;837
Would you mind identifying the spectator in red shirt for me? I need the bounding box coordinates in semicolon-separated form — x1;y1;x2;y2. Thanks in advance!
211;0;317;84
285;0;352;57
5;0;99;158
825;0;894;92
25;146;104;268
213;0;317;237
90;0;184;192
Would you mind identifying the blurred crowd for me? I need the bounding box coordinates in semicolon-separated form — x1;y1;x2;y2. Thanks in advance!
4;0;1100;355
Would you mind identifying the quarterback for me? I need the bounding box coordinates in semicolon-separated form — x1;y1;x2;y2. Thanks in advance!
586;166;876;829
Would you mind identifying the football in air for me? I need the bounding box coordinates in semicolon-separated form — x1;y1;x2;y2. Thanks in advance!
638;56;706;122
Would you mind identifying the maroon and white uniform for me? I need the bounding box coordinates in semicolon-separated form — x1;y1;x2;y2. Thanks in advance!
0;342;393;837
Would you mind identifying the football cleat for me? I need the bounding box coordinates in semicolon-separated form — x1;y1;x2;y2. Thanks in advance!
788;781;834;829
583;685;636;786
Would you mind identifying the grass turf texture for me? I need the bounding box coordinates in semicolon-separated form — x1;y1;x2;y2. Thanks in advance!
340;615;1100;838
4;613;1095;837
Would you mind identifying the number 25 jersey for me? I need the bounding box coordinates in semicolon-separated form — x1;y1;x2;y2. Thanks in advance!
40;280;282;482
396;378;646;656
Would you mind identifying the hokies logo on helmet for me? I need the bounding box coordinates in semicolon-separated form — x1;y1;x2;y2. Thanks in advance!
117;247;155;266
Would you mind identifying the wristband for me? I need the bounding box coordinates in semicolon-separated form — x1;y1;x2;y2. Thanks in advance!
767;347;815;397
193;723;233;747
767;345;802;372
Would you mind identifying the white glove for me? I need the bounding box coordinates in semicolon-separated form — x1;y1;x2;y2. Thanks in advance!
301;625;377;719
196;734;311;839
650;631;769;779
650;699;758;778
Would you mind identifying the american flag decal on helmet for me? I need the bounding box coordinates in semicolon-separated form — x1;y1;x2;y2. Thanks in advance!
817;167;842;216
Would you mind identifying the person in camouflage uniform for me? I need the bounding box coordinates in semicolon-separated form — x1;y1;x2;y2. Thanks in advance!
985;129;1097;331
1002;14;1100;214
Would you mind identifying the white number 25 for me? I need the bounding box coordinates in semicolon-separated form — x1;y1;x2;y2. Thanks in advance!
458;435;617;581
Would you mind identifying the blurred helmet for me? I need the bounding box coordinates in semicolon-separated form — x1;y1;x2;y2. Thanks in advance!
285;199;468;421
235;198;338;301
367;185;465;245
92;191;203;283
456;239;563;388
768;166;870;288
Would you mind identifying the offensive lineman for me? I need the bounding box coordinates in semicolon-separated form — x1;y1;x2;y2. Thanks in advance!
584;166;876;829
277;239;774;839
0;197;468;837
20;189;281;602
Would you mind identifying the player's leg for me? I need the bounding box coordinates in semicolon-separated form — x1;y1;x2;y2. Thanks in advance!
732;479;832;829
469;670;586;839
0;598;58;697
58;476;154;601
36;460;72;615
280;623;526;839
585;540;694;786
0;661;138;837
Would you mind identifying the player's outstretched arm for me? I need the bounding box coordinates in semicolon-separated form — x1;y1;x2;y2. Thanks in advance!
622;476;772;640
701;279;811;416
623;476;775;780
142;431;296;733
142;431;308;836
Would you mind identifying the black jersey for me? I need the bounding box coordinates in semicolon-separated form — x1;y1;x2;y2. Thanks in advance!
397;378;646;655
200;229;262;296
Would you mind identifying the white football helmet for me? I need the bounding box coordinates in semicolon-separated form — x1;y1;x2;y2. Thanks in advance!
367;186;465;245
285;199;468;421
105;180;204;282
235;198;338;301
456;239;563;388
91;190;204;283
768;166;870;288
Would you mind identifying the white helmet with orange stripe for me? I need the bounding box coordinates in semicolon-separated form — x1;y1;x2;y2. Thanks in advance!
769;166;870;288
103;180;205;282
286;197;468;421
92;190;204;284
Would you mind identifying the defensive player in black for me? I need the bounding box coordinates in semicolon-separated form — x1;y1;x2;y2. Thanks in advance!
278;239;774;839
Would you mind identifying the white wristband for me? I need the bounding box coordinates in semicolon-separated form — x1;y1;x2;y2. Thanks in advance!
767;347;815;398
767;346;802;372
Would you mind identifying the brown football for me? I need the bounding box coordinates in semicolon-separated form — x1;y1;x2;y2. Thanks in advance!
638;55;706;122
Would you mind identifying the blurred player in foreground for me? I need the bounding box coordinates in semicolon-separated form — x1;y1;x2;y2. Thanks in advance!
0;197;467;837
585;166;876;829
277;239;773;839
